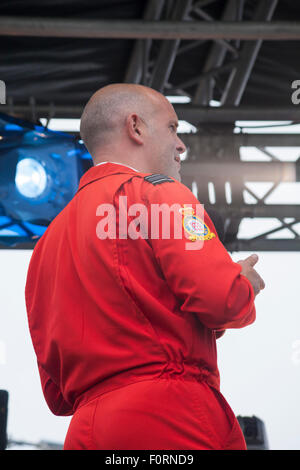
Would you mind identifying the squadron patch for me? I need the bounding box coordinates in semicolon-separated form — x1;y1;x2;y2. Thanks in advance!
180;206;216;241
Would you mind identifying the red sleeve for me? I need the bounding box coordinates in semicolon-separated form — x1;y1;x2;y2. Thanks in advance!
142;178;256;331
38;363;73;416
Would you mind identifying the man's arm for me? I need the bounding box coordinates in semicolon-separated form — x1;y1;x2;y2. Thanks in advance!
38;363;73;416
143;178;263;331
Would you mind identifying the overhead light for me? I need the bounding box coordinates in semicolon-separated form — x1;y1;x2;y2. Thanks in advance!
0;112;92;247
166;95;191;103
15;158;47;199
40;118;80;132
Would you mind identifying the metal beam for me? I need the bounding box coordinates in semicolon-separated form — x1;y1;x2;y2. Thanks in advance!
204;205;300;218
193;0;240;105
149;0;192;92
226;239;300;252
192;3;239;55
181;161;299;182
174;106;300;124
181;132;300;148
2;104;300;121
221;0;278;106
1;17;300;40
173;59;240;91
124;0;165;84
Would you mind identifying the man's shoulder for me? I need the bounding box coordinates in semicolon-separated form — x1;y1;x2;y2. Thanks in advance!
140;173;190;195
128;172;197;207
123;172;194;204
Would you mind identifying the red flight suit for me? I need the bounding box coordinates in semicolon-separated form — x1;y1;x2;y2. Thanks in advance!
25;162;255;450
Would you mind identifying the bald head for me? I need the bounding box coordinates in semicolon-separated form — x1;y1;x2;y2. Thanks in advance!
80;83;186;180
80;83;166;158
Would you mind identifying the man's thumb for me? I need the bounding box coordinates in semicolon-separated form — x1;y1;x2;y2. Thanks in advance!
247;254;259;266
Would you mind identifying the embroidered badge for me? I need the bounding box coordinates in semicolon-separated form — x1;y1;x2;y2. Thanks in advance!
180;207;216;241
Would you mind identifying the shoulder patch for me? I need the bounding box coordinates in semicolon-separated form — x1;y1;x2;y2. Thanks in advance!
144;174;175;185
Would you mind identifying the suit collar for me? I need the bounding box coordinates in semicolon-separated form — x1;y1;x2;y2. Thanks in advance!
77;162;140;193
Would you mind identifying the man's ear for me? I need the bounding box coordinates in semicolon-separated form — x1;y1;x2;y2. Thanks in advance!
126;113;144;145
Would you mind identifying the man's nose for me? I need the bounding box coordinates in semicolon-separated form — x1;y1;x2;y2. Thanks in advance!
176;135;186;154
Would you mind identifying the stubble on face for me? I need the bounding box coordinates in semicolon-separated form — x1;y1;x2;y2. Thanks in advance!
145;94;184;181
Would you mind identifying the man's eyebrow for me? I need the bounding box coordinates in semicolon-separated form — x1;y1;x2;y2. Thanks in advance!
169;120;179;127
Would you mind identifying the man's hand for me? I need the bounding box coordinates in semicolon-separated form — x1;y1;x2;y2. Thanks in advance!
236;254;265;296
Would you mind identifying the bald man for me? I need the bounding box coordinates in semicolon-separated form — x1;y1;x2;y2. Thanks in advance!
25;84;264;450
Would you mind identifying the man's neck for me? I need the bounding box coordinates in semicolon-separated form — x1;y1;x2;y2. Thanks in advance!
95;161;139;172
